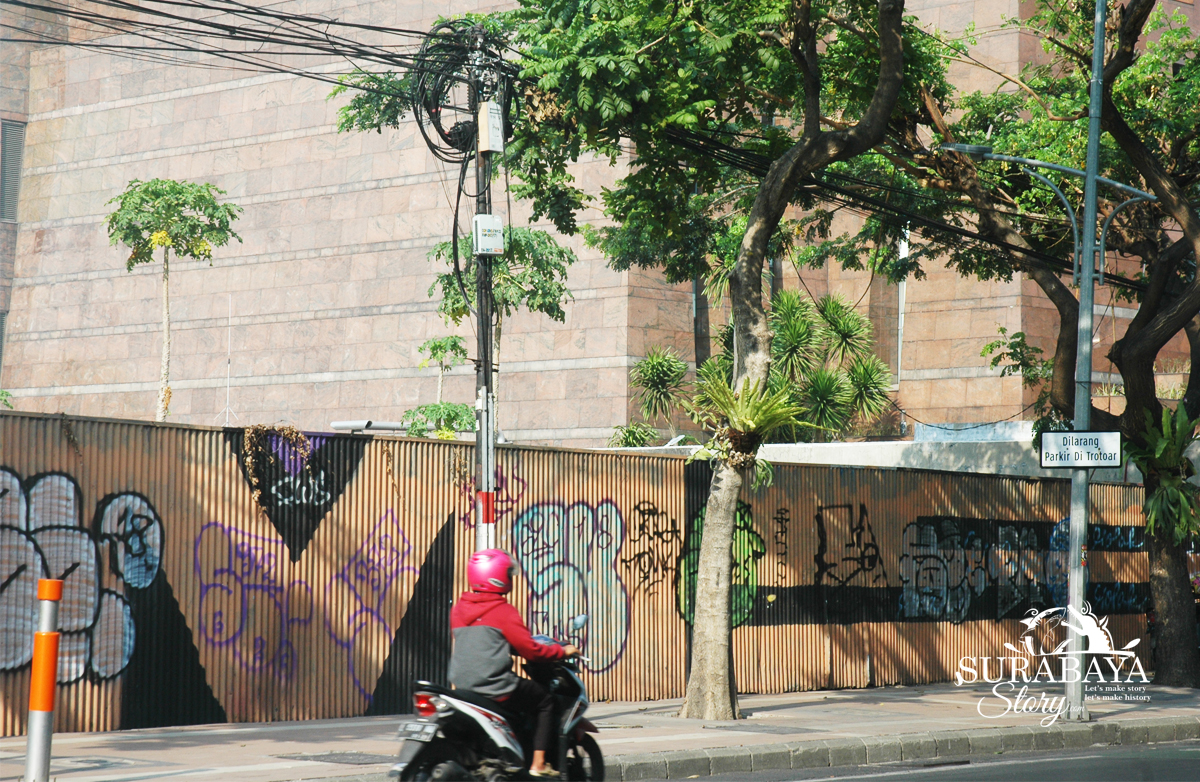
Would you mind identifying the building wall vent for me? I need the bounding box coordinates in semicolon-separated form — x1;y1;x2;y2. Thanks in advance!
1;121;26;222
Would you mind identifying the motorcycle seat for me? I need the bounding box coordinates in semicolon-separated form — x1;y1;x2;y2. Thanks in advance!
414;681;520;725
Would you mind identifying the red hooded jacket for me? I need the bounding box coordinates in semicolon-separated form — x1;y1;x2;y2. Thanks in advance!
448;591;566;697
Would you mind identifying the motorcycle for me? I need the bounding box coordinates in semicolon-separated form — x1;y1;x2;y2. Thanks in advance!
389;614;604;781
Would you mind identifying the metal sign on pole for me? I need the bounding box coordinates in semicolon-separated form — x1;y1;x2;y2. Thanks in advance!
1039;431;1121;469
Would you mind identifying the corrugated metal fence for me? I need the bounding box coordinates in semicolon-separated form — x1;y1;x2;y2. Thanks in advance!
0;412;1160;735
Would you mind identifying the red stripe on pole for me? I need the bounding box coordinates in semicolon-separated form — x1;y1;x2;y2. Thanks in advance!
36;579;62;602
478;491;495;524
28;632;59;713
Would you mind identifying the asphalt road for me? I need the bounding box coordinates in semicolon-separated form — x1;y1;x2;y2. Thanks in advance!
646;739;1200;782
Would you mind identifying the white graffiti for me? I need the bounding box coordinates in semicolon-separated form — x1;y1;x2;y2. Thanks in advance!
899;520;1066;624
0;469;162;681
513;500;630;673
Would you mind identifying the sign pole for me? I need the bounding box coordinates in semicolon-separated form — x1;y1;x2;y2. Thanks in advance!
1063;0;1108;723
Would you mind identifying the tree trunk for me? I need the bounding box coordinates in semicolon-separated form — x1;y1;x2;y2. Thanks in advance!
679;460;743;719
674;0;908;721
1145;518;1200;686
155;250;171;422
436;367;444;405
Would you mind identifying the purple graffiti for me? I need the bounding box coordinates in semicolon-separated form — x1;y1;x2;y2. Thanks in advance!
325;510;417;700
458;466;528;530
195;522;313;679
270;434;328;475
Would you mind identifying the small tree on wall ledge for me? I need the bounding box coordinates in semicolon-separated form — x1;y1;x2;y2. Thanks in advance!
106;179;242;422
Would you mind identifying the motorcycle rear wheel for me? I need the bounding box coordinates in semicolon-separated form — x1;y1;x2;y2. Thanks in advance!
564;734;604;781
398;740;456;782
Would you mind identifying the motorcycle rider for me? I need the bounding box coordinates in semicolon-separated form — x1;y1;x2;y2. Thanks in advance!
448;548;580;777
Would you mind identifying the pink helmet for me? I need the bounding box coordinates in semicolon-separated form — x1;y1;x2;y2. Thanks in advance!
468;549;516;594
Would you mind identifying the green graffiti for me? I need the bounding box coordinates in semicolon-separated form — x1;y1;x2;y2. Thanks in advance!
675;501;765;628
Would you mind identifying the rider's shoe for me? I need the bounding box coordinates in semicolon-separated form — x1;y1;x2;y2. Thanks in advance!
528;764;558;778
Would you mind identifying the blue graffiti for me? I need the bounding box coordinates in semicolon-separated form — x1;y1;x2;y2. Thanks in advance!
1088;582;1149;614
1088;524;1143;552
513;500;630;673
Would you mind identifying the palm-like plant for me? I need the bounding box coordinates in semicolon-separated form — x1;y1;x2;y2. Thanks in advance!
817;294;873;367
631;345;689;428
846;354;892;420
796;368;852;433
770;290;822;381
629;291;892;458
686;374;805;471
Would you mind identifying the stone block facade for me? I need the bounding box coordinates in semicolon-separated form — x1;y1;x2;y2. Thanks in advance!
1;0;1196;444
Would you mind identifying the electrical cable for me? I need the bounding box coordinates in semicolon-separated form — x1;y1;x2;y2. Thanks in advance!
890;398;1040;431
451;156;476;318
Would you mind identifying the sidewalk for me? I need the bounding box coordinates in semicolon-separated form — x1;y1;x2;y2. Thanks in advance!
2;683;1197;782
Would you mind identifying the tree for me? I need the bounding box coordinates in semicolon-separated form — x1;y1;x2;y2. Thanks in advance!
419;336;468;404
0;390;12;410
333;0;926;717
105;179;242;422
793;1;1200;683
500;0;927;719
926;3;1200;686
402;337;475;439
427;227;576;351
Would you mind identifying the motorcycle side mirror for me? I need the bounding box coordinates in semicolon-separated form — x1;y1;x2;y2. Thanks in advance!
569;614;589;631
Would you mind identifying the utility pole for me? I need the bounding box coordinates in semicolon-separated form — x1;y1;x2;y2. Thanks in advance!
1064;0;1108;723
470;29;505;551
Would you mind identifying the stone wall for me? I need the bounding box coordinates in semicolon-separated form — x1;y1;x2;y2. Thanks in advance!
2;1;695;446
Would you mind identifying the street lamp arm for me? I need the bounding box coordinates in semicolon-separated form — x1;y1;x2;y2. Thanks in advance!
1098;195;1154;285
1021;167;1081;285
981;153;1156;200
938;145;1156;200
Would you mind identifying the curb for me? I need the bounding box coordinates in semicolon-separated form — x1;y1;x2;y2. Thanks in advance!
603;715;1200;781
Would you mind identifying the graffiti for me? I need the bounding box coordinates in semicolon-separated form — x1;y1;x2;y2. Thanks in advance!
619;501;683;596
676;502;765;628
773;508;790;587
1088;582;1150;615
814;503;888;588
1089;525;1143;552
899;517;1072;624
366;515;456;715
0;469;161;681
226;431;367;561
458;465;527;530
513;500;629;672
326;510;417;699
195;522;314;679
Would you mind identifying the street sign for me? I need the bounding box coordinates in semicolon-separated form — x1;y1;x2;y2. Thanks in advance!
1039;431;1121;468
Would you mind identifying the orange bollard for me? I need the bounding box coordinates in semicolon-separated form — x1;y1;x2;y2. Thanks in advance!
24;578;62;782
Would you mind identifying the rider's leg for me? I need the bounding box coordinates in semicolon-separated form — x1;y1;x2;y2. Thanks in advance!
502;678;556;771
